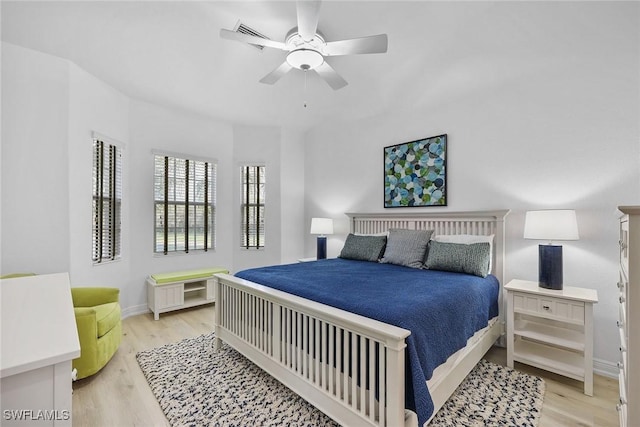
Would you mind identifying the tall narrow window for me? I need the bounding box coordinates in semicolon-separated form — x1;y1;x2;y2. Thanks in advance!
92;138;122;263
241;165;266;249
154;154;216;254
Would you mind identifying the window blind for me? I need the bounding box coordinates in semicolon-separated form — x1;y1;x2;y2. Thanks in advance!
241;165;265;249
154;154;216;254
92;139;122;263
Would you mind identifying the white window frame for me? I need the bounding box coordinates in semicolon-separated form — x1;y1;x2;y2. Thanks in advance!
241;164;266;250
153;151;217;255
92;133;123;265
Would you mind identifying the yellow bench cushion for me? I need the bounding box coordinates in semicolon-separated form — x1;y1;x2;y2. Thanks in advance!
150;267;229;284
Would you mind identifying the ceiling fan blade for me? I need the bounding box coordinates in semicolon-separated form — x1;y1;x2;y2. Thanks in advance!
296;0;321;41
220;29;288;51
324;34;388;56
314;61;348;90
259;61;293;85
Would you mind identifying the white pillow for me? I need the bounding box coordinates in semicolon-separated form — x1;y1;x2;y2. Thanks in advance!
354;231;389;237
432;234;495;272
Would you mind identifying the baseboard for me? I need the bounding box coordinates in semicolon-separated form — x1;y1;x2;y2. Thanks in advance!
122;304;150;320
594;358;618;379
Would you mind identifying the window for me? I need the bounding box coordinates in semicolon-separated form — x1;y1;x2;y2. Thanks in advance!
92;138;122;263
154;154;216;254
241;165;265;249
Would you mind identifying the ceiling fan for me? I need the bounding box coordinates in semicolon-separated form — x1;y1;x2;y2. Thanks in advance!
220;0;388;90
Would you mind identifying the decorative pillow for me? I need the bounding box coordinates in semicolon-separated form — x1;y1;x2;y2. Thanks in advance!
432;234;495;272
380;228;433;269
425;241;491;278
339;234;387;262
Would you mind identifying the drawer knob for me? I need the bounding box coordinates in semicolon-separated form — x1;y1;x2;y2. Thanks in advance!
620;240;627;250
617;281;623;289
542;305;551;311
617;320;624;328
620;296;626;303
618;361;624;369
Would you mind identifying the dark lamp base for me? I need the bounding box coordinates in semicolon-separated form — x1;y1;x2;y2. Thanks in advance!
538;244;563;290
316;236;327;260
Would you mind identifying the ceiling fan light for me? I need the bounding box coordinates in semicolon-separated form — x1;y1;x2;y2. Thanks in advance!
286;49;324;70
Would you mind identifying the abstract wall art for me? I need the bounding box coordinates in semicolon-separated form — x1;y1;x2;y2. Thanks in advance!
384;134;447;207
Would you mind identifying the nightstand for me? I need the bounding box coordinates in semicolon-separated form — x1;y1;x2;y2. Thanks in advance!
505;279;598;395
297;257;317;263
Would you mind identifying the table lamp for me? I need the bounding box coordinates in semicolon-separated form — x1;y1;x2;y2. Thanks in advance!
524;209;579;290
310;218;333;259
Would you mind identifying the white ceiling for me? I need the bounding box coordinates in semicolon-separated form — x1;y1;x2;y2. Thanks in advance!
1;1;629;132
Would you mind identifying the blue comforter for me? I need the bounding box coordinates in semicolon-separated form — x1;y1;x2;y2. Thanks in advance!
235;258;499;426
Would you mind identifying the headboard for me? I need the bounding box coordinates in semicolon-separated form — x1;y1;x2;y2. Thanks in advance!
346;210;510;285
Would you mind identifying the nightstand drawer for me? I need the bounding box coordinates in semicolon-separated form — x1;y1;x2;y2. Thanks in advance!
513;292;585;324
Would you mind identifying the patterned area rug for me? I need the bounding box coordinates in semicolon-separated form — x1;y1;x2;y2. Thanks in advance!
136;333;545;426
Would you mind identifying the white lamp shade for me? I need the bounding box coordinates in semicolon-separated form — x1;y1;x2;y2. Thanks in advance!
524;210;579;241
310;218;334;235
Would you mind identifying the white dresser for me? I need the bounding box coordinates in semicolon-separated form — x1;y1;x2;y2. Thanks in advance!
618;206;639;427
0;273;80;426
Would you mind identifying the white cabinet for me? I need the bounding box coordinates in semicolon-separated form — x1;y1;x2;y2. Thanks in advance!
505;279;598;395
617;206;639;427
1;273;80;426
147;274;223;320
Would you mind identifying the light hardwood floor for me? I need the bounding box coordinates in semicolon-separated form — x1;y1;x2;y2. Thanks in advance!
73;305;620;426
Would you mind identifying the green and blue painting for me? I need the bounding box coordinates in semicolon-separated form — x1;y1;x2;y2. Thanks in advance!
384;134;447;207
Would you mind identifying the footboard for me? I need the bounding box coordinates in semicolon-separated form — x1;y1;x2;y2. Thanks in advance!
213;273;411;427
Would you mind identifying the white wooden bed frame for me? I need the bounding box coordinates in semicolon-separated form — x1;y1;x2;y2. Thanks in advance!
213;210;510;427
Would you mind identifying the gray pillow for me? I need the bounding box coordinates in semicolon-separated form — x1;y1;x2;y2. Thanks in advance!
380;228;433;269
425;241;491;277
339;234;387;262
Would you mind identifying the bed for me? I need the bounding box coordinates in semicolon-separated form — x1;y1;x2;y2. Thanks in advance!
213;210;510;427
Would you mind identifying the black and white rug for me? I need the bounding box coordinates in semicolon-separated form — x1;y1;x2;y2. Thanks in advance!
136;333;545;426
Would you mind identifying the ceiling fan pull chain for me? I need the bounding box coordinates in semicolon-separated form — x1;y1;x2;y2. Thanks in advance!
303;69;308;108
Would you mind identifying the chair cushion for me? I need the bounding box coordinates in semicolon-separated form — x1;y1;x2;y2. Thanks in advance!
151;267;229;284
94;302;121;338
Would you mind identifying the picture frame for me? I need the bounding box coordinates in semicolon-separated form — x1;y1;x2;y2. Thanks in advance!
384;134;447;208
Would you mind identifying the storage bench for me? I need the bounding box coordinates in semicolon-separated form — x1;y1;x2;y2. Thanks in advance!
147;267;228;320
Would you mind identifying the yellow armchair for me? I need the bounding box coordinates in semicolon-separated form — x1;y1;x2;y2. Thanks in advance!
71;287;122;379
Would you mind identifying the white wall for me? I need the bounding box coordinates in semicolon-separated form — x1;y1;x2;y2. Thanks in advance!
232;125;283;272
303;3;640;373
67;62;131;307
3;0;637;374
1;43;71;274
280;128;306;264
127;100;235;315
1;43;305;316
